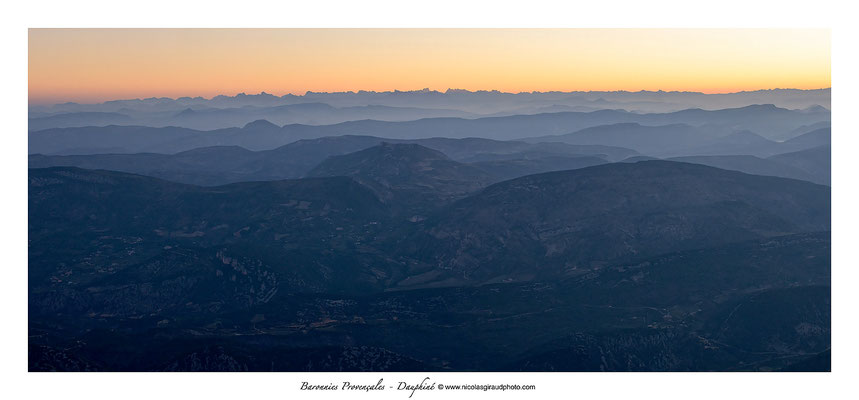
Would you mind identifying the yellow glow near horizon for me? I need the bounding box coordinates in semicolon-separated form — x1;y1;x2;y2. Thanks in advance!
28;29;831;105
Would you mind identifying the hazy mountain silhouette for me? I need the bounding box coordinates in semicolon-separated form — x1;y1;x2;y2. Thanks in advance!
779;127;830;151
471;156;608;182
778;121;830;141
522;123;726;155
528;124;831;158
29;104;829;155
676;130;779;157
30;88;831;123
768;145;831;185
28;111;134;131
619;155;660;163
30;134;639;186
665;155;821;185
306;143;493;215
29;102;483;131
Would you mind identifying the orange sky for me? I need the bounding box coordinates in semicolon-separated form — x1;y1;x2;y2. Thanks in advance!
28;29;831;105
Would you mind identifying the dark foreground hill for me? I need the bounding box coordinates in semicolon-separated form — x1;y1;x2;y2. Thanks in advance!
404;161;829;286
523;123;725;155
29;167;403;299
28;160;830;371
29;232;830;371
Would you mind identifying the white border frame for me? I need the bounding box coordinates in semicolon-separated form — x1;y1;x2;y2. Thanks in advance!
5;1;855;399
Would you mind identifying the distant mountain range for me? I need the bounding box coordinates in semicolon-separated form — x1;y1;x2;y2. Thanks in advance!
29;103;483;131
29;136;636;186
30;88;831;118
306;143;493;215
527;124;830;157
29;104;830;156
524;123;726;155
29;125;830;187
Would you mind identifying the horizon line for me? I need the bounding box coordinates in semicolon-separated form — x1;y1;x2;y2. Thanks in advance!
29;87;833;107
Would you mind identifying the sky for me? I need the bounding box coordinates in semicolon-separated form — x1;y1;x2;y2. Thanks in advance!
28;29;831;105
